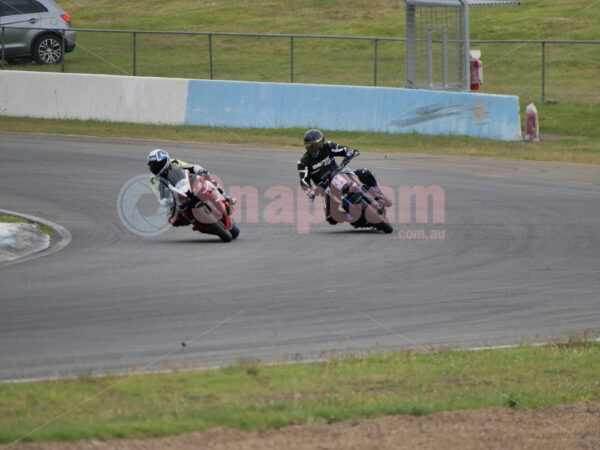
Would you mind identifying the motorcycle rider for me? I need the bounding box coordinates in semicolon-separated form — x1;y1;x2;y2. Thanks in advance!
297;129;392;224
147;149;234;227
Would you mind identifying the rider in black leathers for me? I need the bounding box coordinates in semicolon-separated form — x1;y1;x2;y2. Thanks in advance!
296;129;391;224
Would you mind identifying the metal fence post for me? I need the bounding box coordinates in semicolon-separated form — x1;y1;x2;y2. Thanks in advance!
133;32;137;76
208;34;213;79
61;29;65;73
541;41;546;104
1;27;4;70
290;36;294;83
460;0;470;91
373;38;378;86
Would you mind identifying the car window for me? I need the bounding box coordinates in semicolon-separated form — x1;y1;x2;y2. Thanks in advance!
0;0;34;17
30;0;47;13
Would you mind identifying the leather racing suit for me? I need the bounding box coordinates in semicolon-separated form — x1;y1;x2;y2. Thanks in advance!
297;142;385;224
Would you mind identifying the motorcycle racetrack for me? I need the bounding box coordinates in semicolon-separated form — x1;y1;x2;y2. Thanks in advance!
1;132;599;381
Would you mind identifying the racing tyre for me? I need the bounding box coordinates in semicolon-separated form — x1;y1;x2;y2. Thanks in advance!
360;199;392;233
376;221;394;234
210;221;232;242
230;224;240;240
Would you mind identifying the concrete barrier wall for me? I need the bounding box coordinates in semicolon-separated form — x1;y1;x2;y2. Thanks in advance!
1;71;521;141
0;71;189;125
185;80;521;141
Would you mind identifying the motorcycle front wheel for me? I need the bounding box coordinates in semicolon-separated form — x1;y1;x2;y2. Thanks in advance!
209;220;233;242
360;199;393;234
375;221;394;234
230;224;240;240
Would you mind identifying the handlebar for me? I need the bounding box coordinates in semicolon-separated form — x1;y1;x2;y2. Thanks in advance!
316;149;360;188
337;149;359;172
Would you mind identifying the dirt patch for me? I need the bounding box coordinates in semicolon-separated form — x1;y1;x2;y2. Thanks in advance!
538;133;586;142
11;402;600;450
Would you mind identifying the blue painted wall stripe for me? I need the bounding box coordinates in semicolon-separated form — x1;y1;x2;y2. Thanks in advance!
185;80;521;141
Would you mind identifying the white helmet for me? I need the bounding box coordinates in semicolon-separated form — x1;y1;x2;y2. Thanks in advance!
147;149;170;176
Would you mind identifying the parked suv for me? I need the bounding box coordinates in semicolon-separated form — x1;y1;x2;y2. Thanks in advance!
0;0;75;64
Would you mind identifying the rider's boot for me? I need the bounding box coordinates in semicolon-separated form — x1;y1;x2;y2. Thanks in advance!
370;186;392;208
325;195;338;224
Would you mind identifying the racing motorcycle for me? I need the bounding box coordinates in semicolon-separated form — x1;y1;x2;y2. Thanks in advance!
167;172;239;242
314;151;393;233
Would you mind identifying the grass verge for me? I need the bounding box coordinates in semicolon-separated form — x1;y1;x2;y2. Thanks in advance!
0;214;54;237
1;117;599;165
1;341;598;444
0;214;28;224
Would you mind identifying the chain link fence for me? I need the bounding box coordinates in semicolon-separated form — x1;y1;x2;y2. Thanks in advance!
405;0;466;90
2;27;599;105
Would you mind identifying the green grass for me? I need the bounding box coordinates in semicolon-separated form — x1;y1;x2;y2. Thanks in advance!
0;214;28;224
36;223;55;237
0;214;54;236
11;0;598;103
2;116;599;165
1;341;598;444
2;0;599;152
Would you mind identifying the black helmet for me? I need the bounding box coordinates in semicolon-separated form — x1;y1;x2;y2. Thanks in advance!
303;129;325;158
147;149;170;176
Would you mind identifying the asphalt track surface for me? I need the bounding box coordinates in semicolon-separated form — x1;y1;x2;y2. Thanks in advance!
1;132;599;381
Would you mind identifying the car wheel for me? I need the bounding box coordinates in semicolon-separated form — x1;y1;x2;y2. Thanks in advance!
33;34;63;64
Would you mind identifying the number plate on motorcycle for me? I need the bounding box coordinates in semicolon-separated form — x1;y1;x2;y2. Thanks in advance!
331;174;346;191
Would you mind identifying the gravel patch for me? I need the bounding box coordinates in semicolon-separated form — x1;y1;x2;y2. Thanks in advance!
10;402;600;450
